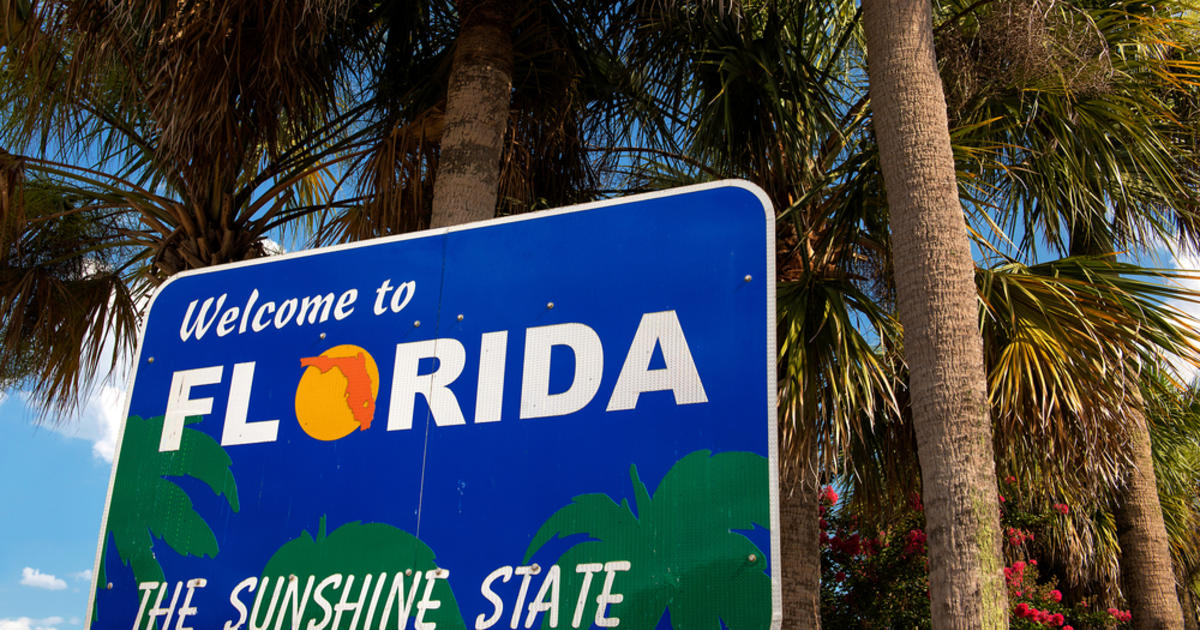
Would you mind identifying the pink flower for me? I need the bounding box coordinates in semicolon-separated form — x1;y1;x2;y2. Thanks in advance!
1051;612;1064;626
1049;589;1062;603
1011;560;1026;572
1005;475;1017;483
1054;503;1070;515
999;493;1006;503
1015;603;1030;617
904;528;927;554
1063;626;1074;630
821;485;839;506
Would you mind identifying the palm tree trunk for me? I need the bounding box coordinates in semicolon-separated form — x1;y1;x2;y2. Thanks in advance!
1114;403;1186;629
430;0;512;228
780;436;822;629
861;0;1007;628
1182;586;1198;630
1070;224;1185;629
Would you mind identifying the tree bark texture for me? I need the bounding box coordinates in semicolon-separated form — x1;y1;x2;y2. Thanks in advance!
430;0;512;228
1115;404;1186;630
862;0;1007;628
780;436;822;629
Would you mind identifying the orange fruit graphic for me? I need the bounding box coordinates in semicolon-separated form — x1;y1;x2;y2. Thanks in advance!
295;345;380;441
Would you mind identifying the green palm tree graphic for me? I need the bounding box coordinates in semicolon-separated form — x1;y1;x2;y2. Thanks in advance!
524;450;771;629
97;414;239;619
259;518;466;630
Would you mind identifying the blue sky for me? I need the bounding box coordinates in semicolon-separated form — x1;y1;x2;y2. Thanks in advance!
0;389;117;628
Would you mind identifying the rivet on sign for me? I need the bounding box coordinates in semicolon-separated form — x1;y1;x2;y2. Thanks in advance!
290;575;298;582
457;314;464;321
546;302;555;310
748;554;757;563
319;332;326;339
106;582;113;590
531;563;541;574
744;274;752;282
406;568;413;576
147;357;154;363
414;320;421;328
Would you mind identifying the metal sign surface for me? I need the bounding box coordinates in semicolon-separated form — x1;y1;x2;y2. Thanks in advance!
87;181;779;629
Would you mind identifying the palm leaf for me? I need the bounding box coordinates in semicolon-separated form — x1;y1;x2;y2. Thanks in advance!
104;415;239;582
525;451;772;629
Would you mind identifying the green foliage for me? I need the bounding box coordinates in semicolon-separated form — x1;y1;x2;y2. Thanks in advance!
525;451;771;629
0;175;139;404
938;0;1200;256
259;518;466;630
979;256;1200;494
819;494;930;630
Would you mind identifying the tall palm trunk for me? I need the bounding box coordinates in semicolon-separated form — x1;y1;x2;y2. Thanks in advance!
1069;229;1185;630
1115;396;1186;629
862;0;1006;627
780;434;821;629
431;0;513;228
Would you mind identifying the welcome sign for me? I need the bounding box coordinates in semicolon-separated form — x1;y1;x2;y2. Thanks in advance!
87;181;780;629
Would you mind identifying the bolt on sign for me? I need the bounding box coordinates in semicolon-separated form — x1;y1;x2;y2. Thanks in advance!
87;181;780;630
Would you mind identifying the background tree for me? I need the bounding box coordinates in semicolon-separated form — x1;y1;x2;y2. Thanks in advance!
0;0;375;411
938;0;1200;623
606;2;896;626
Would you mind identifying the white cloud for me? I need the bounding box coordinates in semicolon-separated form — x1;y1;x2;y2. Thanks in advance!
29;382;125;462
261;237;287;256
70;570;91;582
18;568;66;591
0;617;64;630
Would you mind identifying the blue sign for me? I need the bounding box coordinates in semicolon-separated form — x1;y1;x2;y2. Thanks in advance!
88;181;779;629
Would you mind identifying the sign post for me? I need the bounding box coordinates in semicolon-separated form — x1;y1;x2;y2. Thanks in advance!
88;181;779;629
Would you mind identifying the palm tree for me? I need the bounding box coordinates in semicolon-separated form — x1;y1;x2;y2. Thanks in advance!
96;414;239;626
862;0;1007;627
525;451;772;628
938;0;1200;623
0;0;631;412
608;3;896;626
321;0;633;242
977;257;1200;598
0;0;377;412
1140;368;1200;625
260;518;467;629
430;0;513;227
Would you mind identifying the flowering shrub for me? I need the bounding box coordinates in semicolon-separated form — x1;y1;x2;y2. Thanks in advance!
819;481;1131;629
819;488;931;629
